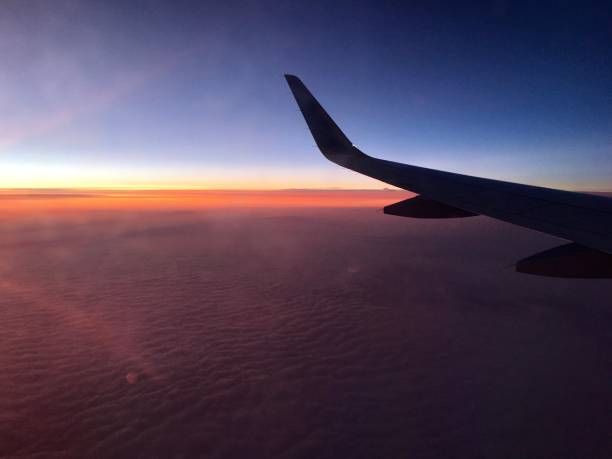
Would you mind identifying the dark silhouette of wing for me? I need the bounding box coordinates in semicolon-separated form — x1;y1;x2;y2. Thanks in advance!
285;74;612;277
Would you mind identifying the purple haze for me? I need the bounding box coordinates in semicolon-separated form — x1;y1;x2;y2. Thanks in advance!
1;207;610;458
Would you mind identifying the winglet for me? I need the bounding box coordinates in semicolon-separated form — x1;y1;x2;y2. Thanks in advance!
285;74;362;166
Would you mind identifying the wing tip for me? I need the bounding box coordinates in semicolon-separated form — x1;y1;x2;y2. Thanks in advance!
284;74;304;93
284;73;362;167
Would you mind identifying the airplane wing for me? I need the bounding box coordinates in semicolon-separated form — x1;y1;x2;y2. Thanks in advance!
285;74;612;278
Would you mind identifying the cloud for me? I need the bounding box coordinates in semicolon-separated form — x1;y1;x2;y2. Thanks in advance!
1;204;610;457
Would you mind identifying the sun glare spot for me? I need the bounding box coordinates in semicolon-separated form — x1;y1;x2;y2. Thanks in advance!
126;372;139;384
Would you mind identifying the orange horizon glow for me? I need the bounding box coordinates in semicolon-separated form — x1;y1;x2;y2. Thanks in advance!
0;188;411;215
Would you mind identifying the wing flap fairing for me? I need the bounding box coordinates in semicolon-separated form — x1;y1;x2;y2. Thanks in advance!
516;243;612;278
384;196;478;218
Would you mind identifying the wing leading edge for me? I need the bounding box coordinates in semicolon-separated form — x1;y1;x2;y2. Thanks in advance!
285;74;612;277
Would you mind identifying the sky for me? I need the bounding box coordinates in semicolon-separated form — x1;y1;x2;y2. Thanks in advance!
0;0;611;190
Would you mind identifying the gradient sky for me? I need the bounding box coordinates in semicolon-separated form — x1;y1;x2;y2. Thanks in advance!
1;0;611;189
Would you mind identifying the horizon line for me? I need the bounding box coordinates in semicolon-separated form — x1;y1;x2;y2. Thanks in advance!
0;187;610;194
0;187;403;193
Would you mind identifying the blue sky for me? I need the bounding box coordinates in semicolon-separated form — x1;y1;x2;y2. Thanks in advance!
1;0;611;189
